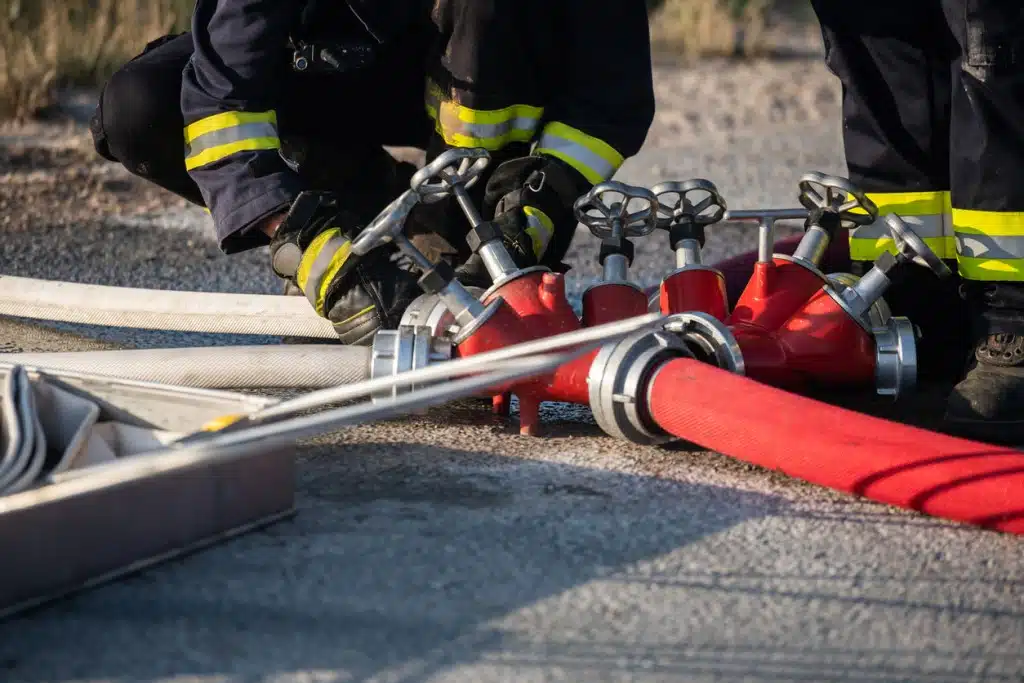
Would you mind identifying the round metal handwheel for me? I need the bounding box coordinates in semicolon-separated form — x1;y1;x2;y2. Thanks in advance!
351;190;421;256
883;213;953;279
410;148;491;204
798;171;879;229
573;181;660;239
651;179;727;231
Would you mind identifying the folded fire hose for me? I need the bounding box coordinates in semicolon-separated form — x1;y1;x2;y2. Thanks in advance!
0;365;183;496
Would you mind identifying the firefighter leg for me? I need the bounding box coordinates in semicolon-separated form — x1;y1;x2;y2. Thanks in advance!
941;0;1024;441
425;0;591;283
90;33;204;206
809;0;972;381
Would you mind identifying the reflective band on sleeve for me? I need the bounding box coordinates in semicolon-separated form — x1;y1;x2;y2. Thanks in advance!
425;79;543;151
848;191;952;260
534;122;625;185
295;229;354;316
523;206;554;259
184;110;280;171
952;208;1024;281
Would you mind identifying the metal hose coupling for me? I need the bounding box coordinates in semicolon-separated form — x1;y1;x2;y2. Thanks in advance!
587;312;745;445
370;325;453;401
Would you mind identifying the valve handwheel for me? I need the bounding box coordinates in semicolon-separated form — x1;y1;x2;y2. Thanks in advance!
798;171;879;230
410;148;491;204
651;179;727;231
351;190;423;256
574;181;660;239
883;214;953;279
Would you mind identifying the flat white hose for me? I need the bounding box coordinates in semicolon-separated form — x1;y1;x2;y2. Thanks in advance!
0;275;337;339
0;345;370;389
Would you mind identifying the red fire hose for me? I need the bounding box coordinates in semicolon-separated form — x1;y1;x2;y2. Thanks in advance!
646;357;1024;534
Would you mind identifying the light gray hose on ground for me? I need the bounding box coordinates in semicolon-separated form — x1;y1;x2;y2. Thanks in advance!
0;345;371;389
0;275;337;339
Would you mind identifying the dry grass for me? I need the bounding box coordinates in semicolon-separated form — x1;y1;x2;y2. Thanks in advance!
0;0;190;121
649;0;774;58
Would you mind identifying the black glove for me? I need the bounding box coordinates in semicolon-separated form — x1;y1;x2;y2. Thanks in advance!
455;155;590;287
269;190;421;345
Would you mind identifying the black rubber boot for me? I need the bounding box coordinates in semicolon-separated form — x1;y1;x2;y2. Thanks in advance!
945;333;1024;444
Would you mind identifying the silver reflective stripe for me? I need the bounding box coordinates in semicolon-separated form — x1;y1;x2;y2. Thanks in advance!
525;210;554;257
302;233;351;310
437;109;540;141
956;233;1024;260
536;131;617;182
184;122;279;156
849;213;946;240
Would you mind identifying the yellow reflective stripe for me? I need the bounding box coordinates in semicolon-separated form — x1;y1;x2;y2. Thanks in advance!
523;206;554;258
848;191;953;259
951;209;1024;236
315;240;354;316
535;121;625;184
850;236;955;261
184;110;280;170
424;78;542;150
185;137;281;171
296;229;341;294
850;191;949;217
956;255;1024;281
335;305;376;326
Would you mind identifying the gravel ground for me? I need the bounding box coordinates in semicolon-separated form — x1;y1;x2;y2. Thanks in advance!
1;51;1024;683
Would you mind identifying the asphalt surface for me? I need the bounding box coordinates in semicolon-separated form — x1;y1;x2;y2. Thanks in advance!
2;107;1024;682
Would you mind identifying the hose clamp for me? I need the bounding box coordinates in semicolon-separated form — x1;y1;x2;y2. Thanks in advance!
873;316;918;399
588;325;693;445
663;311;746;376
370;325;453;401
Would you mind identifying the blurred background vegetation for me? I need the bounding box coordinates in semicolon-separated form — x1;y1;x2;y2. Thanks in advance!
0;0;813;122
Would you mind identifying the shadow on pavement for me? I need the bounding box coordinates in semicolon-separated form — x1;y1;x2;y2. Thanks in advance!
0;440;786;682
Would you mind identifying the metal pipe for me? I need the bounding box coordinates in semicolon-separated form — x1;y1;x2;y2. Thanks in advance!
603;253;629;282
675;238;702;268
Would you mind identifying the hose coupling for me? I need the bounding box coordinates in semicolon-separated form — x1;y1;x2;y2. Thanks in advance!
873;316;918;398
370;325;453;401
587;312;745;445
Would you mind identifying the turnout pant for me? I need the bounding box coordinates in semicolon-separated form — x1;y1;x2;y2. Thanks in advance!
90;29;434;225
811;0;1024;372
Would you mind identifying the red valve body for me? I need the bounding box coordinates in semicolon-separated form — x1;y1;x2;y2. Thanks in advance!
455;270;605;435
728;258;828;332
659;267;729;320
582;283;649;327
732;287;877;389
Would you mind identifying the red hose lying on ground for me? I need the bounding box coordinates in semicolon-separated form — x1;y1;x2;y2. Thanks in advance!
647;357;1024;535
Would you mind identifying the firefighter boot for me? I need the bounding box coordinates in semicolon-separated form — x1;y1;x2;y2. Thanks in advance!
944;283;1024;444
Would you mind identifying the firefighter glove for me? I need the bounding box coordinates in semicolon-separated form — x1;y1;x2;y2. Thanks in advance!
269;191;420;345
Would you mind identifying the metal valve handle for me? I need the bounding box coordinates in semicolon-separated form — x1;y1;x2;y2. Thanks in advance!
351;190;423;257
883;213;953;278
410;148;491;205
651;179;727;230
573;181;660;239
798;171;878;229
